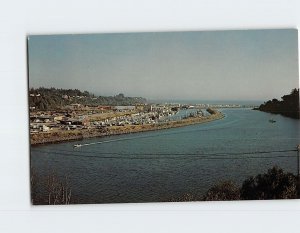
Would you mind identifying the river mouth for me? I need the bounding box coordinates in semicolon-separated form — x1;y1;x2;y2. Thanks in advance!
30;108;299;204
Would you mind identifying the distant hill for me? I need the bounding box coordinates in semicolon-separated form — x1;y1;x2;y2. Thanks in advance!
29;87;147;111
255;88;299;119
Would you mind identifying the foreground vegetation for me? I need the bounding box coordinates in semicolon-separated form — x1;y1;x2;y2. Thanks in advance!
31;165;299;205
256;88;299;119
31;168;72;205
173;166;299;202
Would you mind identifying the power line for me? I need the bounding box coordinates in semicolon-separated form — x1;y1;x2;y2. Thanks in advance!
33;148;297;156
31;148;298;160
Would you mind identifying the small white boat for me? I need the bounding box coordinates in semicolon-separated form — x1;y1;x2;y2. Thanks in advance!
74;144;82;148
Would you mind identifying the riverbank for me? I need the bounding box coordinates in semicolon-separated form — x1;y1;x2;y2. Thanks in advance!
30;111;224;145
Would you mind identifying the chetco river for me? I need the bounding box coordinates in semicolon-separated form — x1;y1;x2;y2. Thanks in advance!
31;108;300;203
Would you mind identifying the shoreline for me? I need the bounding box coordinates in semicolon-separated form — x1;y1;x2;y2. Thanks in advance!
30;111;225;146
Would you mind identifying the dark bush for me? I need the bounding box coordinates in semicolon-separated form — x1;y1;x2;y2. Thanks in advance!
240;166;298;200
202;181;240;201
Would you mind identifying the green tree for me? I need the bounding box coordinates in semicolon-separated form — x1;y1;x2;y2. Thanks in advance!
240;166;298;200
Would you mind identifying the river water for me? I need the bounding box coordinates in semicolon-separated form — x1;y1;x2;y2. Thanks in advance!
31;108;300;203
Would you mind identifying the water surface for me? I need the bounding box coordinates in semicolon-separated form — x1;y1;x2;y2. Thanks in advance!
31;108;300;203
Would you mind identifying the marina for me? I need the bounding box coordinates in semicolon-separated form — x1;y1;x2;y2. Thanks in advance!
31;108;299;203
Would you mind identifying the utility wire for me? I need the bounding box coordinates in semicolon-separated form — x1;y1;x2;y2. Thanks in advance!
33;148;297;156
32;148;298;160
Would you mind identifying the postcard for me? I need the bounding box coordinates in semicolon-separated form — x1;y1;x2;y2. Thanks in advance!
28;29;299;204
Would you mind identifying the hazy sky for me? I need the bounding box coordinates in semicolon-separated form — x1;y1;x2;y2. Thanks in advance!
28;29;298;101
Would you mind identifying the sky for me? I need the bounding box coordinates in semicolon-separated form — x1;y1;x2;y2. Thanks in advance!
28;29;298;102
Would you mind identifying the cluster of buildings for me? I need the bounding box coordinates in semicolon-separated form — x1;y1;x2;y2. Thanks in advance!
29;101;245;134
29;113;90;134
29;104;181;134
92;109;179;128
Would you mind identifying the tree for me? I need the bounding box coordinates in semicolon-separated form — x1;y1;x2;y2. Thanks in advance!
28;87;147;110
116;93;125;99
257;88;299;119
202;181;240;201
291;88;298;95
240;166;298;200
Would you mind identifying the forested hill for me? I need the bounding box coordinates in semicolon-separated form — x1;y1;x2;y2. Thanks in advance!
29;87;147;110
256;88;299;119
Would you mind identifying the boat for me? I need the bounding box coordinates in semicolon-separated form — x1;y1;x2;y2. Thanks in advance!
269;119;276;123
74;144;82;148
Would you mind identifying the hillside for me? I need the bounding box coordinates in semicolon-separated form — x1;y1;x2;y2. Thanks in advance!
29;87;147;110
256;88;299;119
